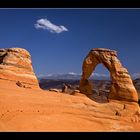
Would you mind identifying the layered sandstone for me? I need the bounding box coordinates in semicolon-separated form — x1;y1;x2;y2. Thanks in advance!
79;48;138;102
0;48;39;88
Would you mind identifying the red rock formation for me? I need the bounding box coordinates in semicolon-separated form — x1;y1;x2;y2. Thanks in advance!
0;48;39;88
79;48;138;102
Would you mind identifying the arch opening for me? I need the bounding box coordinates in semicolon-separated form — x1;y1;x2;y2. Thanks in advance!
89;64;111;103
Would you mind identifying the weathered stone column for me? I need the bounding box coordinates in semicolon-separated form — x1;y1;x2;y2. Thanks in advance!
0;48;39;89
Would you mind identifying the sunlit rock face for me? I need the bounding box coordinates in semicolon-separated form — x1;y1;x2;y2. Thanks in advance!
0;48;39;89
80;48;138;102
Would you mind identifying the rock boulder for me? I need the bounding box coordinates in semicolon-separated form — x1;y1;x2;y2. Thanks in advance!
0;48;39;88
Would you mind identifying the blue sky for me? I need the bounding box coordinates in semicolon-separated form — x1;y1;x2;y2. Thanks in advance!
0;9;140;77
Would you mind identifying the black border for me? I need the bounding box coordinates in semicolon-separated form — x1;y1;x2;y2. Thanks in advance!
0;132;140;140
0;0;140;8
0;0;140;140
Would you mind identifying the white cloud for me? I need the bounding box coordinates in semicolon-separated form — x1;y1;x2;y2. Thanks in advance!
35;18;68;33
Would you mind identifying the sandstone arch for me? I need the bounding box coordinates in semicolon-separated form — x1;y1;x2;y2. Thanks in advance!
79;48;138;102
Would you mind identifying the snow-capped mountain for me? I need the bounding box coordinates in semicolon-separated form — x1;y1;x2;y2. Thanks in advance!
38;72;110;80
131;73;140;80
38;72;140;81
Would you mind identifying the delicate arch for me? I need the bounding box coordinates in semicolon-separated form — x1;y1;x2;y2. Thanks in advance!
79;48;138;102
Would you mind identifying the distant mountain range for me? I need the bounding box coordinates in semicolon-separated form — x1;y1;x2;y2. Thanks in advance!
38;73;140;99
38;72;140;81
38;73;110;80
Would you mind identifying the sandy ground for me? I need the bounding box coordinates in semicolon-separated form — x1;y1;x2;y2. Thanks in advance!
0;79;140;132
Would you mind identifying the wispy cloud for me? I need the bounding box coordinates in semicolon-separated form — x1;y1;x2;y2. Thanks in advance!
35;18;68;33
